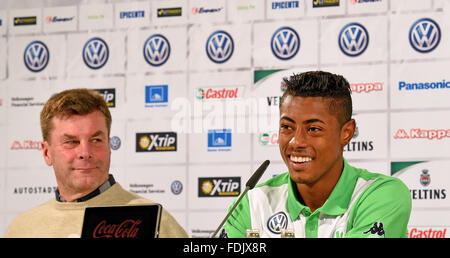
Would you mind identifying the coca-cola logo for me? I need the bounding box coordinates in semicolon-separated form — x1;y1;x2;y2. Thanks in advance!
93;219;142;238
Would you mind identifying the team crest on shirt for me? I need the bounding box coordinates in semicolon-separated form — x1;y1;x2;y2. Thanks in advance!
267;211;288;234
363;222;385;237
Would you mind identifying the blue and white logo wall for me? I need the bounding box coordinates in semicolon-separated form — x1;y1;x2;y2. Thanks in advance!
338;22;369;57
83;37;109;70
143;34;171;66
23;41;49;72
271;27;300;60
409;18;440;53
206;30;234;64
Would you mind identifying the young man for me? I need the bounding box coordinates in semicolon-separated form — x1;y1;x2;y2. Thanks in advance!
5;88;187;238
223;71;411;238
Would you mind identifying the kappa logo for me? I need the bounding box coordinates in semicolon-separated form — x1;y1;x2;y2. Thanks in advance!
143;34;171;66
409;18;441;53
338;22;369;57
206;30;234;64
83;37;109;70
24;41;50;72
363;222;385;237
267;211;288;234
271;27;300;60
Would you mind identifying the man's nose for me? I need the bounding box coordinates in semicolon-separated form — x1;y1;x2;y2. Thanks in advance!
289;129;307;148
78;141;92;160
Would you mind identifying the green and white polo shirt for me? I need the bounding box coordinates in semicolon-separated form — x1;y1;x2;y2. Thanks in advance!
224;159;412;238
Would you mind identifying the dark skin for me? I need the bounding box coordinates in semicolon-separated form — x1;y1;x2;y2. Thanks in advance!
279;95;356;212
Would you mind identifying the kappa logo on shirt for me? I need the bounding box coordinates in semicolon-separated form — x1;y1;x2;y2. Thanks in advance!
363;222;385;237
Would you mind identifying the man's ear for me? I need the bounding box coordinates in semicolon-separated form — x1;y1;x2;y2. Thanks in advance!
42;141;53;166
340;119;356;147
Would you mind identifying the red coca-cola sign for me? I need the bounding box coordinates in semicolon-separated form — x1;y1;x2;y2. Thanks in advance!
93;219;142;238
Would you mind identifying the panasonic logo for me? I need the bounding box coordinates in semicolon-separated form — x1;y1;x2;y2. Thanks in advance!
398;80;450;91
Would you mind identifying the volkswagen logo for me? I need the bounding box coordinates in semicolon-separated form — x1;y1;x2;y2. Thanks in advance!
338;23;369;57
24;41;49;72
409;18;441;53
82;37;109;70
267;211;288;234
206;30;234;64
271;27;300;60
109;136;121;151
171;180;183;195
143;34;171;66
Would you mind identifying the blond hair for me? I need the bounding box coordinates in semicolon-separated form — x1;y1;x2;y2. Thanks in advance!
40;88;111;143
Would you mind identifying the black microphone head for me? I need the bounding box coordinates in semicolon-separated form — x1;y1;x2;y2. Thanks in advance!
246;160;270;189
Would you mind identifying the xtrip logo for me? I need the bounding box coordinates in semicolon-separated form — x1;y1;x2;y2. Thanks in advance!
394;128;450;140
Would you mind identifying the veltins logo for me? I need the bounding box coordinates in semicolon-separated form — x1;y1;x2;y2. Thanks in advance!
198;177;240;197
207;129;232;152
24;41;50;72
338;22;369;57
136;132;177;152
267;211;288;234
143;34;171;67
420;169;430;186
206;30;234;64
271;27;300;60
83;37;109;70
409;18;441;53
145;85;168;107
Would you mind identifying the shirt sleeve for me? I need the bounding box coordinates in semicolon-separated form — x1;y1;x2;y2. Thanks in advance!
223;193;253;238
345;177;412;238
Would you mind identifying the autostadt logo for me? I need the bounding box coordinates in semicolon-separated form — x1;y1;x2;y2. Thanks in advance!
24;41;50;72
409;18;441;53
271;27;300;60
267;211;288;234
143;34;171;66
338;22;369;57
206;30;234;64
207;129;232;152
145;85;168;107
83;37;109;70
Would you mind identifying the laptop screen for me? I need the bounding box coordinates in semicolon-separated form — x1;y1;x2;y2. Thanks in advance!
81;204;162;239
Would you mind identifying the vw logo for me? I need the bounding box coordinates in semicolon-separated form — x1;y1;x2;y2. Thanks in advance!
206;30;234;64
82;37;109;70
171;180;183;195
24;41;49;72
409;18;441;53
143;34;171;66
267;211;288;234
109;136;121;151
271;27;300;60
338;23;369;57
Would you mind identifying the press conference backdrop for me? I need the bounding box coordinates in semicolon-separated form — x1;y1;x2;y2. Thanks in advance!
1;0;450;238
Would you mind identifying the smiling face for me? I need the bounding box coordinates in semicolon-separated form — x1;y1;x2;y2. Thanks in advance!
42;111;111;201
279;95;355;186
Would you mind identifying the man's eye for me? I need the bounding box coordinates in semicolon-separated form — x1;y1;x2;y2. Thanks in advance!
92;138;102;143
308;127;321;132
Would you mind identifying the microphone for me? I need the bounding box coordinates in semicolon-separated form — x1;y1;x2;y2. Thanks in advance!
210;160;270;238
